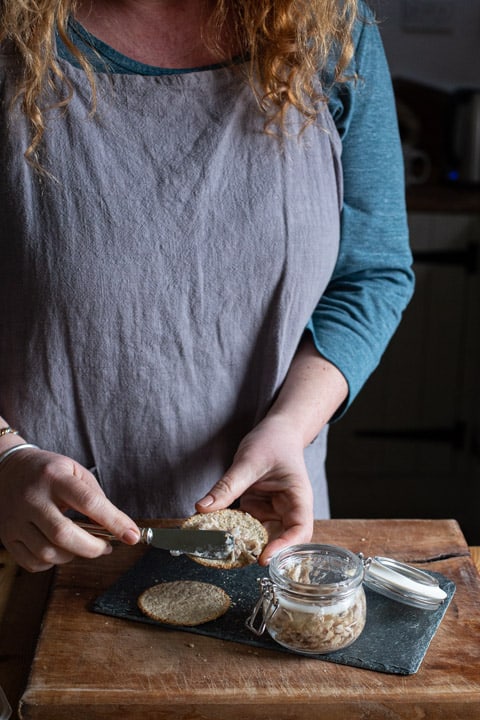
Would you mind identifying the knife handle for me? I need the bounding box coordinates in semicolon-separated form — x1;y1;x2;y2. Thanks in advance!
75;521;149;544
75;522;118;541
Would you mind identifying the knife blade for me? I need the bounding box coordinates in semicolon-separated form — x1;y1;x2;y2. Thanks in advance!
77;522;235;559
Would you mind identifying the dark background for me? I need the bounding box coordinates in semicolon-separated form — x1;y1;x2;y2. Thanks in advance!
327;0;480;544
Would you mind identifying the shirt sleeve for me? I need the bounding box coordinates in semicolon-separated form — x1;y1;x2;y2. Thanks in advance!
306;3;415;418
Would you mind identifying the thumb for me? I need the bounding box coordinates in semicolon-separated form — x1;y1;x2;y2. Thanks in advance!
57;468;141;546
196;456;260;512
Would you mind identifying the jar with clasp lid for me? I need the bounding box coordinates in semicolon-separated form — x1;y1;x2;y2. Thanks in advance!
246;543;448;655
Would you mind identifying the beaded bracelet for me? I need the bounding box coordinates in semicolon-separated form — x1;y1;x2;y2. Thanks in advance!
0;426;19;438
0;443;40;467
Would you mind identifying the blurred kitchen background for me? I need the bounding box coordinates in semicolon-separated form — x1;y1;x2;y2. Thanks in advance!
327;0;480;543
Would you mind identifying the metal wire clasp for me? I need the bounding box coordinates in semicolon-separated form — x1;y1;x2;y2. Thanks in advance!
245;577;279;636
359;552;371;569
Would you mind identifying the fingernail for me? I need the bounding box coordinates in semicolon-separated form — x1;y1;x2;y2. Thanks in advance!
197;494;214;508
122;528;140;544
102;543;113;555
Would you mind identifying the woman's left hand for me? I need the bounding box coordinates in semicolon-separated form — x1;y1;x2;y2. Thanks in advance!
195;413;314;565
196;335;349;565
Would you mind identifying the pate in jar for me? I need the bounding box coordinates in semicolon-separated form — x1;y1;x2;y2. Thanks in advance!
247;544;366;655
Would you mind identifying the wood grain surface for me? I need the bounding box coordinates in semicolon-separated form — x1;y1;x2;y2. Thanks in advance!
470;546;480;573
1;519;479;720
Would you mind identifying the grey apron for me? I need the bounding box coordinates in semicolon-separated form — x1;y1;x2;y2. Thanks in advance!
0;50;342;519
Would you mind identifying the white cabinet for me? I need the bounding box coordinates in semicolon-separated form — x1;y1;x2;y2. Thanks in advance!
327;211;480;544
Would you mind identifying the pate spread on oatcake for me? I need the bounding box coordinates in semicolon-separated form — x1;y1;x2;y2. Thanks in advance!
181;509;268;569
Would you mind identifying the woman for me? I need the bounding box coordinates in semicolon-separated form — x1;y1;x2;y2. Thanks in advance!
0;0;414;572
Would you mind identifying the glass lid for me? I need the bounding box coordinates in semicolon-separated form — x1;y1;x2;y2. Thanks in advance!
363;556;448;610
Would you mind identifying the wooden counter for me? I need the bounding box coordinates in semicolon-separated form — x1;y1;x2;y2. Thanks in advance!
471;546;480;573
1;519;480;720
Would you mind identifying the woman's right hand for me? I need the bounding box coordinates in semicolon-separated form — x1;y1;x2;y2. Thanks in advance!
0;446;140;572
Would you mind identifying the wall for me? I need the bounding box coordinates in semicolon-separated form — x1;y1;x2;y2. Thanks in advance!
369;0;480;90
327;2;480;544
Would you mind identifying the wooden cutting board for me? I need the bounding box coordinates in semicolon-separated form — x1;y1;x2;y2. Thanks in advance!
14;519;480;719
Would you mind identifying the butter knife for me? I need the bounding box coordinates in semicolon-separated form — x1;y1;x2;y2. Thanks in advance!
77;521;235;559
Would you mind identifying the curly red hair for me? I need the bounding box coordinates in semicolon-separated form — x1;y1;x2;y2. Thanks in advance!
0;0;360;163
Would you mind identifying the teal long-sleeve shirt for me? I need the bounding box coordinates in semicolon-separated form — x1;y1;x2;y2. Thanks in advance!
307;3;414;414
58;2;415;417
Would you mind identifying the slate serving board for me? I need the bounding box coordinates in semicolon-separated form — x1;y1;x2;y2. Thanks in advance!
91;547;455;675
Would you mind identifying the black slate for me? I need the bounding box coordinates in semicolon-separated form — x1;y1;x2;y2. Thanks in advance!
91;548;456;675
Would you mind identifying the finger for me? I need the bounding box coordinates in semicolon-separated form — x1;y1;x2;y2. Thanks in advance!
239;494;313;565
4;520;90;573
196;457;261;512
239;495;277;521
240;485;313;531
259;522;313;566
53;472;140;545
260;519;283;540
4;537;56;573
23;510;115;561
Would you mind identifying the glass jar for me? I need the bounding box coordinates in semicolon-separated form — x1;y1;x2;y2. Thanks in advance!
247;544;367;655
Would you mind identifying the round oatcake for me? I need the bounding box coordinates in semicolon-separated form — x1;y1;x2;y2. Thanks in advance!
182;509;268;569
137;580;231;626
